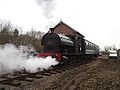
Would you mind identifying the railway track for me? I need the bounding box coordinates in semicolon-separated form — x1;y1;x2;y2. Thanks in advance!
0;58;100;89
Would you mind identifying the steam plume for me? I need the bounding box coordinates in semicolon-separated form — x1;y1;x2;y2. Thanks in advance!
0;44;59;75
36;0;56;18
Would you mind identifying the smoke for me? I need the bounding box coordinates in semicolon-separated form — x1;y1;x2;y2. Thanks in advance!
0;44;59;75
36;0;56;18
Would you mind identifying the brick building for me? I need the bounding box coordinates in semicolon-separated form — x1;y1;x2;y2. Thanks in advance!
50;21;84;38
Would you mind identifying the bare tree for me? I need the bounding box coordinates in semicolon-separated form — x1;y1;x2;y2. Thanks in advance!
13;29;19;36
111;45;117;50
26;27;37;37
103;45;117;54
0;20;44;52
26;27;45;39
104;46;111;53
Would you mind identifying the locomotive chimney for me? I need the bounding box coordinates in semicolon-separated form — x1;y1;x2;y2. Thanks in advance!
49;28;54;33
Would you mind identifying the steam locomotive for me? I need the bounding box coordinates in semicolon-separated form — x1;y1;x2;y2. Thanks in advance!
37;28;99;62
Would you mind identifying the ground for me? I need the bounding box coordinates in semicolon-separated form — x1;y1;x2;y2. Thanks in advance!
1;55;120;90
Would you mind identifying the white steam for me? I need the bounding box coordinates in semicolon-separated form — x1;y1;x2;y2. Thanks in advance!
36;0;56;18
0;44;59;75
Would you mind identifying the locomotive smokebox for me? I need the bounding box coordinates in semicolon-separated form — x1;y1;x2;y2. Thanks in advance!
41;33;61;52
41;32;74;53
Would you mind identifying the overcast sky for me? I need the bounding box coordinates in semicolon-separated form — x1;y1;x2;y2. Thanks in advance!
0;0;120;49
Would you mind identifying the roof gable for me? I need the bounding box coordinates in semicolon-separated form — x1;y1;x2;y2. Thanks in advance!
53;21;84;37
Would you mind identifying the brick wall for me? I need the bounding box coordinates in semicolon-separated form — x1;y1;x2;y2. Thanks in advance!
54;24;75;36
